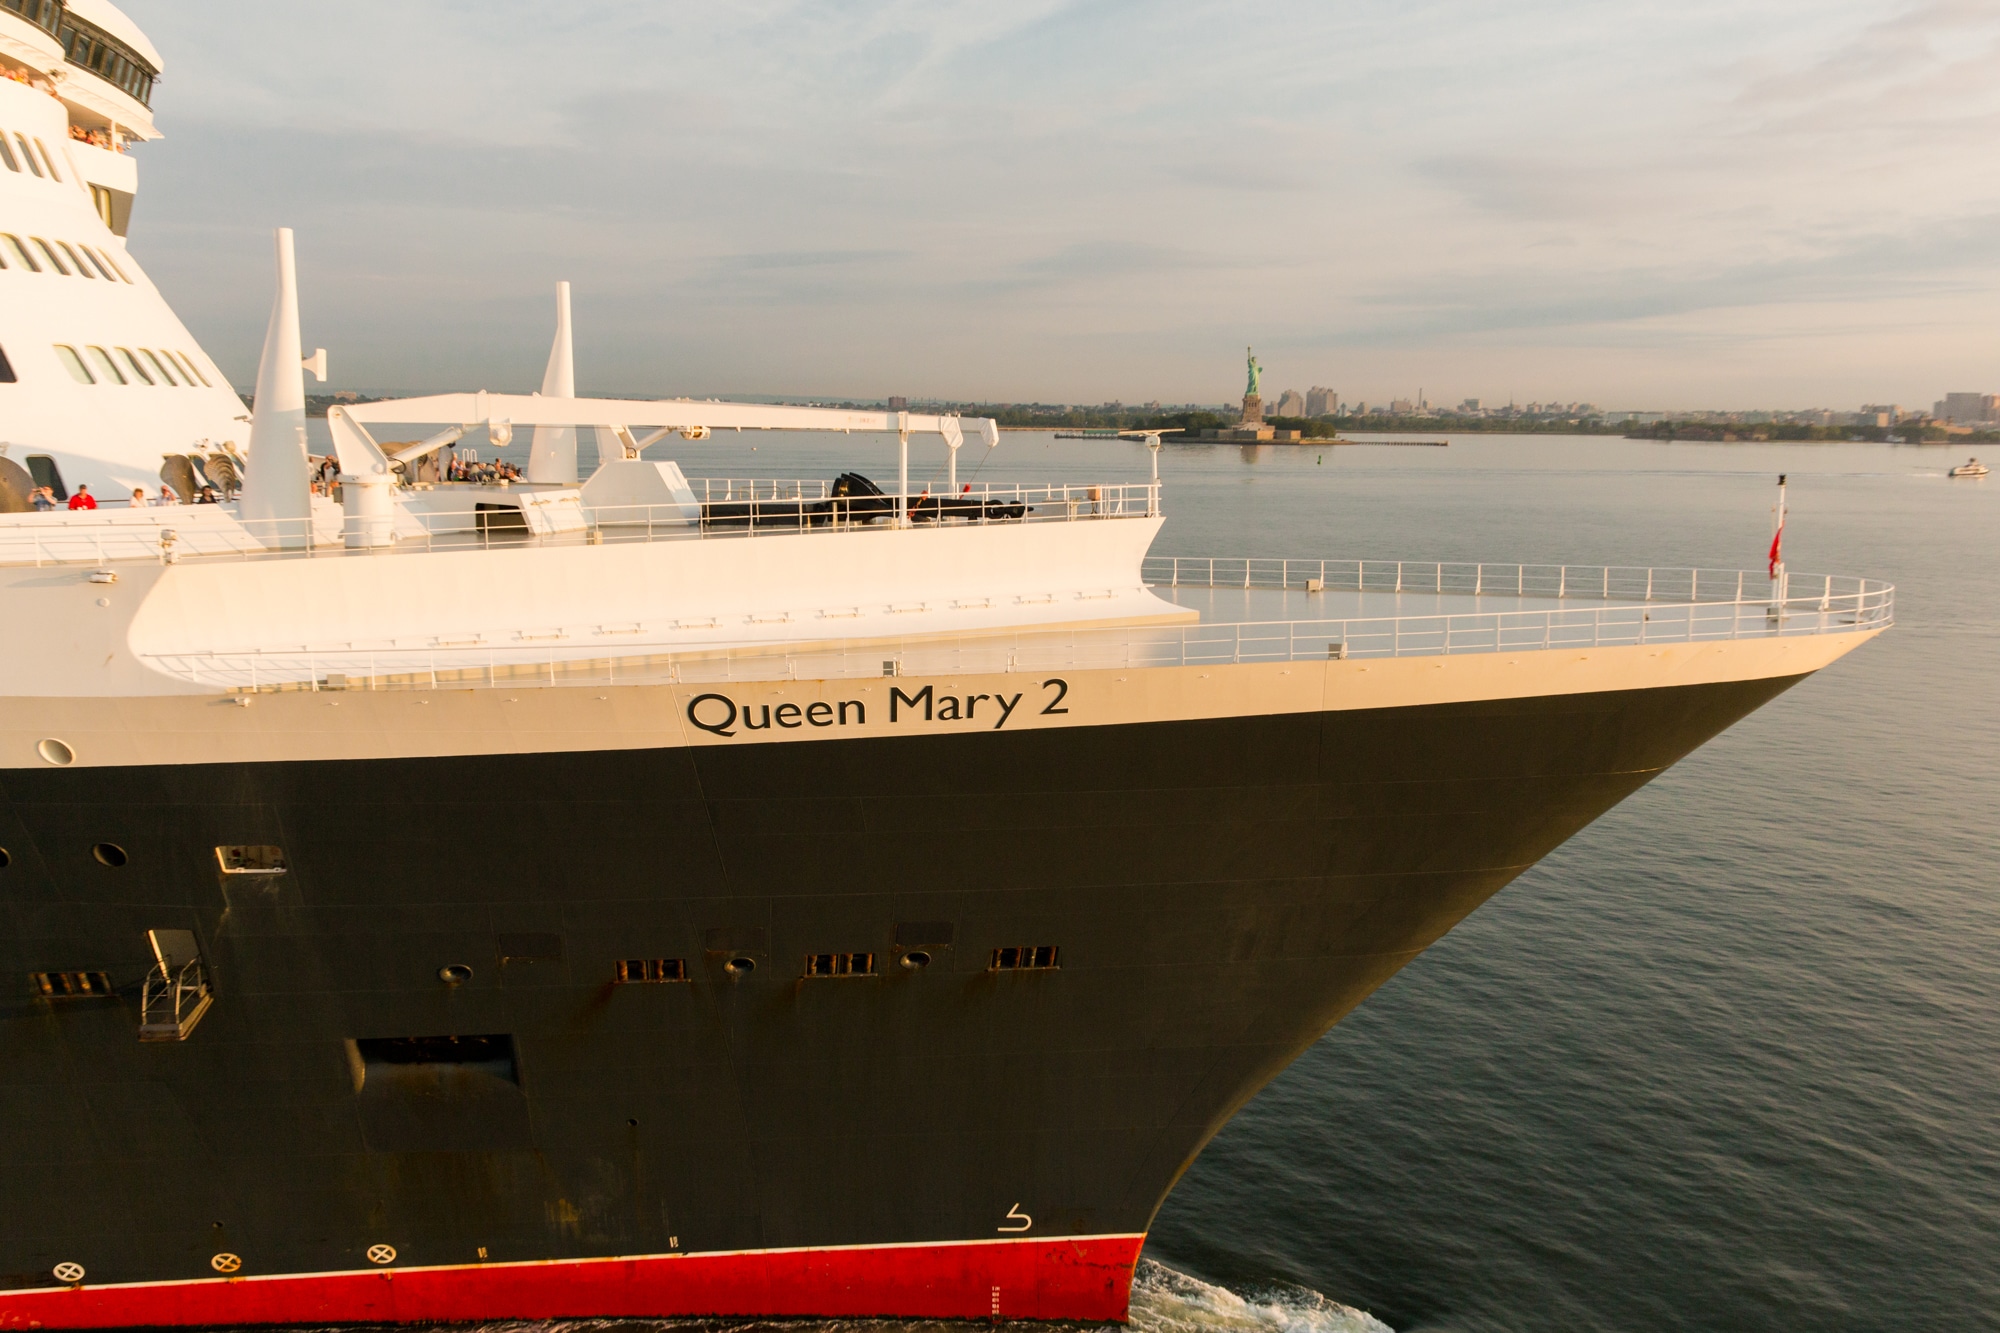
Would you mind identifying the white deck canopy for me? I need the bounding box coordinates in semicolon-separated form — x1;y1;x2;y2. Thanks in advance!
333;393;1000;526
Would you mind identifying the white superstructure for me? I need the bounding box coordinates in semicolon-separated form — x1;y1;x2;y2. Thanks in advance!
0;0;247;505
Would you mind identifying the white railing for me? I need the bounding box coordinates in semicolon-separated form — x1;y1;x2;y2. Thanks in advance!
1142;555;1863;606
0;479;1160;567
139;563;1893;693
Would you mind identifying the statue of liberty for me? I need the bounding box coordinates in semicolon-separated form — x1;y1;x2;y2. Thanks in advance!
1245;347;1262;397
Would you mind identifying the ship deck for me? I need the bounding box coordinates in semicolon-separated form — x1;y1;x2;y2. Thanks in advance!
130;552;1893;693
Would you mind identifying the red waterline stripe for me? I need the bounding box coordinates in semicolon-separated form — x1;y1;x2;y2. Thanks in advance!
0;1234;1147;1328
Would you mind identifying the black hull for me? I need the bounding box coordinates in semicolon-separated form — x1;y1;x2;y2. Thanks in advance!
0;675;1801;1322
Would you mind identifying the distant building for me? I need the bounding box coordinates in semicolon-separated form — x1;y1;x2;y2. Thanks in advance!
1934;392;1998;424
1458;398;1481;413
887;396;908;412
1390;398;1415;413
1856;403;1902;428
1274;389;1306;417
1305;386;1338;417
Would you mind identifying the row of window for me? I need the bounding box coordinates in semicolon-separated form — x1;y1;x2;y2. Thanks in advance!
54;343;212;389
1;231;130;281
0;1;60;39
0;125;62;182
30;947;1062;1001
60;14;157;107
614;946;1061;982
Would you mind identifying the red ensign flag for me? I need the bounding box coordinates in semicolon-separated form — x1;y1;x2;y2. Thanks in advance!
1767;525;1783;577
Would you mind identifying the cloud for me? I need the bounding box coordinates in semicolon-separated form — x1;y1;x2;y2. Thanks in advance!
114;0;2000;404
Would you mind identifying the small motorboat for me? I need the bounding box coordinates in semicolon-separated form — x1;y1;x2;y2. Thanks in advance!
1948;457;1990;478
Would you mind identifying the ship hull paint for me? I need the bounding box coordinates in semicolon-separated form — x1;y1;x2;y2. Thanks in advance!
0;673;1805;1327
0;1235;1147;1327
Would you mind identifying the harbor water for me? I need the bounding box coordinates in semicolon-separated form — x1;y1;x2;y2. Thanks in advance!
316;424;1999;1332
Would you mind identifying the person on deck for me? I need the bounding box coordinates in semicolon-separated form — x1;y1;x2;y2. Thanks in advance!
131;488;148;508
67;485;96;511
31;486;54;511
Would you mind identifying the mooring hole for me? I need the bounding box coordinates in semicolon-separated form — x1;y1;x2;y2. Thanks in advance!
724;956;756;976
91;843;126;868
900;950;932;971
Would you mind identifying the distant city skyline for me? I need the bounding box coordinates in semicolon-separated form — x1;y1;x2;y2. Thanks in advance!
124;1;2000;406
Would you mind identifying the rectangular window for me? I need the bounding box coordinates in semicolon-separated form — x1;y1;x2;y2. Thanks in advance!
2;234;39;271
77;246;117;282
33;971;113;997
0;134;16;172
614;958;688;983
351;1033;518;1087
85;346;124;384
0;344;14;383
174;350;211;385
989;945;1061;971
16;133;40;177
32;138;58;181
53;344;93;384
141;349;181;385
26;455;65;499
57;241;92;279
215;844;286;875
92;246;131;283
804;951;875;977
32;238;68;275
114;347;151;384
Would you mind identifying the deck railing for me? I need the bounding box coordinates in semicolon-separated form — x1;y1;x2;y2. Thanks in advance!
0;479;1159;567
138;561;1894;693
1142;555;1861;606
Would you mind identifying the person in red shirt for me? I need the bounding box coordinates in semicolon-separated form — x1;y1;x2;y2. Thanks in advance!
67;484;96;511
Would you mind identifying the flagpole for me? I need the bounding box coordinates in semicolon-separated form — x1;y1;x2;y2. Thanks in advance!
1769;473;1788;618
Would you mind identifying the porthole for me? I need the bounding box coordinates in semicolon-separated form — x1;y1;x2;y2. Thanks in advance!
437;964;473;986
724;956;756;976
91;843;126;867
37;737;74;765
900;949;932;971
0;848;9;869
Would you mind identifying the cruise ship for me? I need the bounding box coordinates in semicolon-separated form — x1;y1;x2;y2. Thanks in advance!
0;4;1893;1327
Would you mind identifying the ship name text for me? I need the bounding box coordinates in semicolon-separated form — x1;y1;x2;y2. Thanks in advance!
687;679;1069;738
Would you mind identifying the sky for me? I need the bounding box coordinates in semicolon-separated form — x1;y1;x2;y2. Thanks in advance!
117;0;2000;408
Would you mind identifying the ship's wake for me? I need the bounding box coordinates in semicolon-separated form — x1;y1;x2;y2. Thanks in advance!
1126;1260;1391;1333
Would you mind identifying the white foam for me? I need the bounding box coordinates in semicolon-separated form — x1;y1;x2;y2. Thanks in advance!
1129;1259;1393;1333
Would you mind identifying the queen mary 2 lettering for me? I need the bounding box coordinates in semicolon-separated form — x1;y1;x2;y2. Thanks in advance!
687;680;1060;736
0;6;1893;1329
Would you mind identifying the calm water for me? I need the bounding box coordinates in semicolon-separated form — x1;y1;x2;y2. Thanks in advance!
320;424;2000;1331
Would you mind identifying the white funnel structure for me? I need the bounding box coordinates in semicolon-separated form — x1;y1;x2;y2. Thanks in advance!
527;281;577;484
236;228;314;548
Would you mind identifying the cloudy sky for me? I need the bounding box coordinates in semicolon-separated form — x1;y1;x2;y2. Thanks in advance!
119;0;2000;408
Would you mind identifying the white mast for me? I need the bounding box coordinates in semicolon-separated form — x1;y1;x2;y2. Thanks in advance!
236;228;314;549
527;281;577;484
